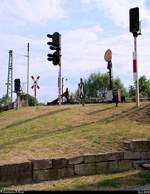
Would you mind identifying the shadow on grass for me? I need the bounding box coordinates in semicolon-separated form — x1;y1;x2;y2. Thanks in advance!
73;170;150;191
0;104;149;151
87;106;114;115
93;103;150;124
0;108;70;131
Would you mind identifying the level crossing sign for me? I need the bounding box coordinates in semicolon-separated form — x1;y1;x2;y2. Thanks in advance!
31;75;40;98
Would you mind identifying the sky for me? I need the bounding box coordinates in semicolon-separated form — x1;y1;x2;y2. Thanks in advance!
0;0;150;103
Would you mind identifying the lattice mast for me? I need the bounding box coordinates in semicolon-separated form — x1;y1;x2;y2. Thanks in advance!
6;50;13;103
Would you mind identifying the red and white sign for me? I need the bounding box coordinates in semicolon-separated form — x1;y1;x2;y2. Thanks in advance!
31;76;40;89
104;49;112;62
133;52;137;81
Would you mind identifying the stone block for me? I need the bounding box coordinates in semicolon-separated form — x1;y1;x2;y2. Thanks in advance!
52;158;68;169
130;139;150;152
68;156;84;165
0;162;32;186
58;167;74;178
83;154;97;163
33;169;52;182
84;152;124;163
124;151;141;160
96;161;118;174
31;159;52;170
122;141;130;150
118;160;133;172
141;152;150;160
140;163;150;170
74;163;97;176
132;160;148;169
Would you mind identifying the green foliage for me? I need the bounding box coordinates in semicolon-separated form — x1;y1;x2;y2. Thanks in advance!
83;73;126;97
129;75;150;98
0;95;10;105
84;73;109;97
128;85;136;98
68;92;79;104
28;94;38;106
139;75;150;97
113;77;127;96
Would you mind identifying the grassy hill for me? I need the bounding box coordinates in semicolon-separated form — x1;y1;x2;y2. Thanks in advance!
0;102;149;164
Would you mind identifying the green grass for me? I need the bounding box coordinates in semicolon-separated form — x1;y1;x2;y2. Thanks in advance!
0;102;149;163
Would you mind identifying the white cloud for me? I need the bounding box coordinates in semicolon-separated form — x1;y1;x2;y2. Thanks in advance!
82;0;148;29
0;1;150;103
0;0;66;24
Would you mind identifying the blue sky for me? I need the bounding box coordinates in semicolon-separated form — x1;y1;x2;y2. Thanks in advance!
0;0;150;103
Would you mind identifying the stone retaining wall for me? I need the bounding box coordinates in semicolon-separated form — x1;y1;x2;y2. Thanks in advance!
1;139;150;187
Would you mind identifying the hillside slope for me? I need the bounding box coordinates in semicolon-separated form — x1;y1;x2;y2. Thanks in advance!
0;102;149;163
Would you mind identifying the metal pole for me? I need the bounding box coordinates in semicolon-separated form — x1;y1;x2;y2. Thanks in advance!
16;93;20;110
62;77;64;103
27;43;30;106
58;35;62;105
109;67;112;90
34;86;37;106
134;36;140;108
108;61;112;91
11;50;13;103
58;64;61;105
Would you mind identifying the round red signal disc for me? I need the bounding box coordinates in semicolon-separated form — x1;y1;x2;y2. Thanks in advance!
104;49;112;62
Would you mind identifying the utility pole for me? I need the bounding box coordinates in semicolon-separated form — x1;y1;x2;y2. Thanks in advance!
6;50;13;104
27;43;30;106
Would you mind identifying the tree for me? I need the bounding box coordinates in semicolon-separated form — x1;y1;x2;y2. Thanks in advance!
28;94;38;106
83;73;126;98
128;85;136;98
139;75;150;98
20;94;38;106
84;73;109;97
113;77;127;96
0;95;10;105
128;75;150;98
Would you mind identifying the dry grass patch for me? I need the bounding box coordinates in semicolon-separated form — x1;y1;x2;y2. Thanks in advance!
0;102;149;163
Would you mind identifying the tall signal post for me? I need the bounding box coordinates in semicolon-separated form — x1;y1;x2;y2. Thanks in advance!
6;50;13;104
129;7;141;108
47;32;61;105
27;43;30;106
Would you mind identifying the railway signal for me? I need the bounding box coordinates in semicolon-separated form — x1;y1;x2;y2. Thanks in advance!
47;32;62;105
47;32;61;66
129;7;141;108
